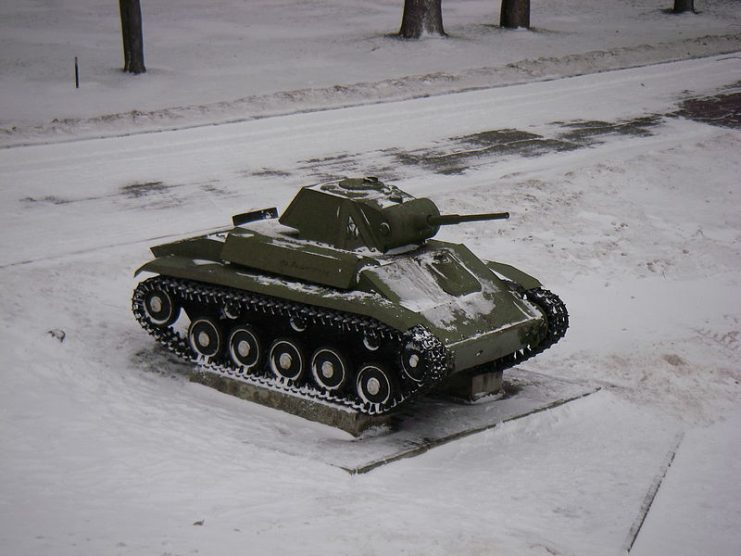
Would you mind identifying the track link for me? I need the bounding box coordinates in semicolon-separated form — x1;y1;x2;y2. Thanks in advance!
132;275;452;415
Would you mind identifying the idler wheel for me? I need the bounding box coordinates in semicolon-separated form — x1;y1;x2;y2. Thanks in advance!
400;342;427;383
311;347;349;391
228;325;262;372
188;317;224;359
143;288;179;327
356;364;395;406
268;338;305;382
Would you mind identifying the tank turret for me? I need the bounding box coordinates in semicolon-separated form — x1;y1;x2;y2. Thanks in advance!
279;177;509;253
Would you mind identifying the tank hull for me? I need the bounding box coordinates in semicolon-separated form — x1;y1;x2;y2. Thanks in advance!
135;233;548;375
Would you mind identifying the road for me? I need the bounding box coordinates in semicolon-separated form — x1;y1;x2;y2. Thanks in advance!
1;54;739;267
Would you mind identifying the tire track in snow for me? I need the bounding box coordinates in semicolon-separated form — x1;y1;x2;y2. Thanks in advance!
624;432;685;553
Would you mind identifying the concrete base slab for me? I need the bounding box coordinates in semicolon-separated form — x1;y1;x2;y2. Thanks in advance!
189;371;392;436
188;368;599;473
341;369;600;473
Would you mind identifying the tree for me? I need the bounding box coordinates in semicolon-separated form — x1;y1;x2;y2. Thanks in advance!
672;0;695;13
399;0;445;39
500;0;530;29
119;0;146;74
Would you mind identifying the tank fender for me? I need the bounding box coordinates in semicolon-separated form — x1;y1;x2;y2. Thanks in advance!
485;260;541;291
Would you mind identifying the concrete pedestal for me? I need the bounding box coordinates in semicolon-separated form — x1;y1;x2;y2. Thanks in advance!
191;368;506;436
189;371;392;436
437;369;504;401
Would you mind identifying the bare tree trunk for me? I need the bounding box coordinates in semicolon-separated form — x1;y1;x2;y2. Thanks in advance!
119;1;131;71
400;0;445;39
500;0;530;29
673;0;695;13
119;0;146;74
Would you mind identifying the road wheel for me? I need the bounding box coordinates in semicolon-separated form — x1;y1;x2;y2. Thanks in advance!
311;347;349;391
228;325;262;372
188;317;224;360
268;338;305;382
356;364;395;406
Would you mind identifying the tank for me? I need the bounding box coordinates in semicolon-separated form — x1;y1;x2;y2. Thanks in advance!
132;177;568;414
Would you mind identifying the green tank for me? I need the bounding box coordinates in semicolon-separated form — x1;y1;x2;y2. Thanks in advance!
132;177;568;414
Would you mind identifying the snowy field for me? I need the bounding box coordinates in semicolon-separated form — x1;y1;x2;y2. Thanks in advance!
2;0;741;145
1;2;741;556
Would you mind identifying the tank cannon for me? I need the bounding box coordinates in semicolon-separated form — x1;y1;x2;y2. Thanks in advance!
427;211;510;226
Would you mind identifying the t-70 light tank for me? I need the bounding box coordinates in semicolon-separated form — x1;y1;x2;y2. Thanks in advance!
132;177;567;415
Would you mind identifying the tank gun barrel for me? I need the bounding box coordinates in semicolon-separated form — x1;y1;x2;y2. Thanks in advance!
427;211;510;226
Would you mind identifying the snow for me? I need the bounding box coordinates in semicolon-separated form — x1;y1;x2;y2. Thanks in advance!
312;179;412;210
1;1;741;555
631;410;741;556
1;1;740;145
365;248;521;333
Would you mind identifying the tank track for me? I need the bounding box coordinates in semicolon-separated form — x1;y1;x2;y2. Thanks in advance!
490;286;569;373
133;277;567;414
132;275;453;415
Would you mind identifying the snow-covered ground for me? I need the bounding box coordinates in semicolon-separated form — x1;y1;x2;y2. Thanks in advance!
1;2;741;555
1;0;740;145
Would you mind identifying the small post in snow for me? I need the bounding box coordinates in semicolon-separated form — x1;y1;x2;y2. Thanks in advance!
75;57;80;89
